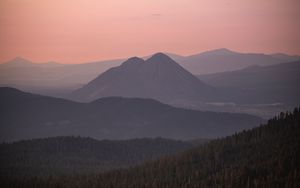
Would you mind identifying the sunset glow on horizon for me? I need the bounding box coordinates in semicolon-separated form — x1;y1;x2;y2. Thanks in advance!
1;0;300;64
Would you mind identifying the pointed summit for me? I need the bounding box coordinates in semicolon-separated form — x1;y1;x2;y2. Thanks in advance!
121;56;144;66
1;57;34;68
10;57;32;64
201;48;235;56
180;48;285;74
147;52;174;62
72;52;215;103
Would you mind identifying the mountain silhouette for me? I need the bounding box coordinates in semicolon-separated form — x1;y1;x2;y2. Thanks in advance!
1;50;298;99
1;57;34;68
175;48;293;74
197;61;300;104
0;57;124;98
270;53;300;62
0;87;263;141
1;57;63;68
71;53;215;103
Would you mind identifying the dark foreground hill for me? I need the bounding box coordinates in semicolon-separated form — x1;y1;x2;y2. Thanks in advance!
4;107;298;188
0;87;262;141
0;137;192;176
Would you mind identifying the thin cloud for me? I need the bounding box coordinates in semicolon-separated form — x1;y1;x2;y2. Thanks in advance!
151;13;162;17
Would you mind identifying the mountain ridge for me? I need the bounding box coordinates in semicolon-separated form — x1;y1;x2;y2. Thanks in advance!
71;53;215;103
197;60;300;104
174;48;298;74
0;87;263;142
1;49;298;98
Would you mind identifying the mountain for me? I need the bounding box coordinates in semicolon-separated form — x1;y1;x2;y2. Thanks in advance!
197;61;300;104
0;58;124;97
1;50;298;98
0;87;263;141
270;53;300;62
175;48;294;74
0;136;192;176
71;53;216;103
0;57;63;68
0;57;77;98
4;108;299;187
142;52;185;61
0;57;34;68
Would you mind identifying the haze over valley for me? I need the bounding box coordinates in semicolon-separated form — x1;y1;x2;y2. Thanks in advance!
1;49;299;118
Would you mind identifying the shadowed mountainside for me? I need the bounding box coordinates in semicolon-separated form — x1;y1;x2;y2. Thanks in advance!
197;61;300;104
175;48;299;74
71;53;216;103
0;87;263;141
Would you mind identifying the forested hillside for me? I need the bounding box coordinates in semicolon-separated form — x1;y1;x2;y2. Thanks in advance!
3;107;298;188
0;137;191;177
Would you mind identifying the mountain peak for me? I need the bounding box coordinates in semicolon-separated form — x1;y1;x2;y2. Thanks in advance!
0;57;34;67
127;56;144;62
147;52;174;62
73;51;214;103
121;56;144;66
203;48;235;55
8;57;32;64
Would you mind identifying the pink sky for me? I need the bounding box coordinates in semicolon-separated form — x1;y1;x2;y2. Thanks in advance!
1;0;300;64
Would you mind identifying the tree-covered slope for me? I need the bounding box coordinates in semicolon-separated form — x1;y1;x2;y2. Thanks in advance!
4;108;298;188
97;108;300;188
0;137;192;177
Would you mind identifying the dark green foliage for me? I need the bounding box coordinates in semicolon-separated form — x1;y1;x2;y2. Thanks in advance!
2;107;299;188
0;137;192;177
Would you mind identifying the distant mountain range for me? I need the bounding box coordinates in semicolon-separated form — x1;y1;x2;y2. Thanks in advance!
0;136;192;176
1;49;298;97
269;53;300;62
71;53;216;103
174;48;300;74
0;87;263;142
0;57;64;68
197;61;300;104
0;57;124;97
1;50;299;118
70;53;299;118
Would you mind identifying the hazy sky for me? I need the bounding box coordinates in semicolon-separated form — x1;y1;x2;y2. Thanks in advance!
1;0;300;63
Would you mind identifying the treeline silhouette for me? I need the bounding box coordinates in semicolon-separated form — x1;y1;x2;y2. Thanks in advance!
1;108;300;188
0;137;191;177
